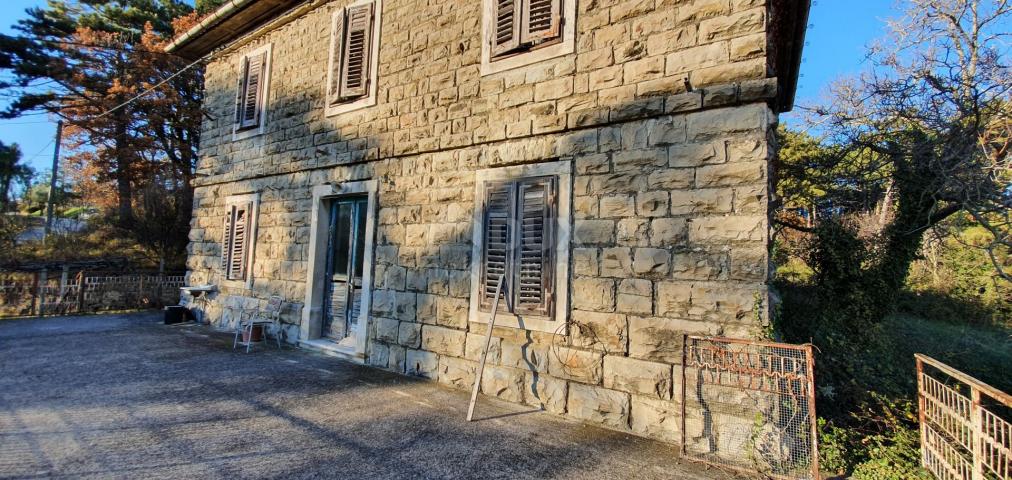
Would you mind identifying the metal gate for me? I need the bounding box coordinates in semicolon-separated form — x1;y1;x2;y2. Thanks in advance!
681;336;819;479
916;354;1011;480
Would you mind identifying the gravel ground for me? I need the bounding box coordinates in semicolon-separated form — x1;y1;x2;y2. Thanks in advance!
0;312;731;479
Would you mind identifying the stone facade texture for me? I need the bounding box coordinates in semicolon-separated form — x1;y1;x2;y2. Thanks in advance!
185;0;785;444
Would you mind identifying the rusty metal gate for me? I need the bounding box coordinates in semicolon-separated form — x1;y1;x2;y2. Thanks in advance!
916;354;1011;480
681;336;819;479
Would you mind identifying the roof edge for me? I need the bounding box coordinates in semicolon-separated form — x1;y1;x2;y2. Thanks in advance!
165;0;257;56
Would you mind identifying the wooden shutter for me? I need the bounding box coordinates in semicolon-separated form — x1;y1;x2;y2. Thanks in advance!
340;3;373;100
234;59;247;125
228;202;252;280
513;177;555;316
239;51;267;129
221;206;235;273
327;10;346;106
480;181;513;311
491;0;521;57
522;0;562;44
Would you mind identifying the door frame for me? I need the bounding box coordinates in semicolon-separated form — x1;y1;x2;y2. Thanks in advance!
301;180;378;359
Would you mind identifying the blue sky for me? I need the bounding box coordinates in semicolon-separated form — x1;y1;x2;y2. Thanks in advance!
0;0;898;174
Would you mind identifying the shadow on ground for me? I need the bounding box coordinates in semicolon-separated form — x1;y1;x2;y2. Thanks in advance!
0;312;730;479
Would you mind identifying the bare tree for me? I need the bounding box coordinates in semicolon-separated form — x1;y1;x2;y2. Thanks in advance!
805;0;1011;283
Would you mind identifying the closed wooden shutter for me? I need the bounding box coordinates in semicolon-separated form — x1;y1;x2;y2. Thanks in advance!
221;206;234;273
521;0;561;44
480;181;513;311
233;60;246;125
491;0;521;57
228;202;252;280
327;10;346;106
340;3;374;100
521;0;562;44
239;51;267;129
514;177;555;315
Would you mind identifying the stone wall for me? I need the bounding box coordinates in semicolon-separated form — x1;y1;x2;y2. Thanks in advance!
186;0;783;443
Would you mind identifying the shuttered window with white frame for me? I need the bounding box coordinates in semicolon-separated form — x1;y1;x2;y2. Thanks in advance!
326;0;380;112
233;44;272;139
478;176;557;317
221;194;259;285
488;0;562;59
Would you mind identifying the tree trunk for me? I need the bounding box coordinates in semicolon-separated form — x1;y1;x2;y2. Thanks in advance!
114;119;134;226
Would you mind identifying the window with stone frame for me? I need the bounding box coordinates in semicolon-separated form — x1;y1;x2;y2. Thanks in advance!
233;44;272;139
479;176;558;318
480;0;574;75
488;0;563;59
325;0;382;116
221;194;259;286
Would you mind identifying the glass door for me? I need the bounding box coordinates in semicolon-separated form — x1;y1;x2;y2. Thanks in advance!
322;195;368;342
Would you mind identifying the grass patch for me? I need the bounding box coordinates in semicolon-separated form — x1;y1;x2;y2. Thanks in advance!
880;313;1011;392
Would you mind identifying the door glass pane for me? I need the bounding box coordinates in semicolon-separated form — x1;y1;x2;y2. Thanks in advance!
331;202;353;277
352;200;367;279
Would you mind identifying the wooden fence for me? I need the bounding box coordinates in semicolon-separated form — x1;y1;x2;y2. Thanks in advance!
0;270;185;318
916;354;1011;480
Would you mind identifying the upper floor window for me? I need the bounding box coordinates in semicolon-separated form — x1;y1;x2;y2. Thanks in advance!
233;44;272;140
326;0;382;116
481;0;575;75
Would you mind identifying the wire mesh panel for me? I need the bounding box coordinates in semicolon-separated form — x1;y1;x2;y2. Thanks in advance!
681;336;819;479
916;354;1012;480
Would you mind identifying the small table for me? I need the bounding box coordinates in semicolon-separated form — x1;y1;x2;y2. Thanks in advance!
180;285;216;324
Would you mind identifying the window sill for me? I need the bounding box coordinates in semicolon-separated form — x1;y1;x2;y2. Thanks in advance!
470;309;565;335
325;94;377;117
481;40;574;76
232;124;265;141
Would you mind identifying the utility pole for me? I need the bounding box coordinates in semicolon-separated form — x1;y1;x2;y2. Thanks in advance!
43;119;64;243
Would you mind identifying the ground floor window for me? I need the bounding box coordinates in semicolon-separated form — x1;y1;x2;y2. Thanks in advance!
469;161;572;333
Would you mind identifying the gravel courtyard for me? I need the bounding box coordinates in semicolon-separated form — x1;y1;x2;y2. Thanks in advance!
0;312;730;479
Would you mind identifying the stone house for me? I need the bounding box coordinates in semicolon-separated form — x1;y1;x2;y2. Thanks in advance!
169;0;809;444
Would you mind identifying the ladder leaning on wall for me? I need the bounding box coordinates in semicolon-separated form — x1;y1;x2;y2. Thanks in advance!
466;274;507;422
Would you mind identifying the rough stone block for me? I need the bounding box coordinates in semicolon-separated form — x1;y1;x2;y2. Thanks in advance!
650;218;687;246
636;191;669;217
524;372;568;414
480;365;526;403
599;195;636;218
421;325;466;357
688;215;764;243
500;342;549;373
572;277;616;312
405;349;438;379
603;356;673;399
375;317;400;344
548;346;603;384
631;395;682;443
574;220;615;245
571;310;628;353
438;356;476;390
617;279;653;315
397;321;421;348
567;383;630;430
632;248;671;276
573;248;600;276
601;248;633;277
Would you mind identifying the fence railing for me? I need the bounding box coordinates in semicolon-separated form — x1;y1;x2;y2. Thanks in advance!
916;354;1012;480
681;336;820;479
0;271;185;318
